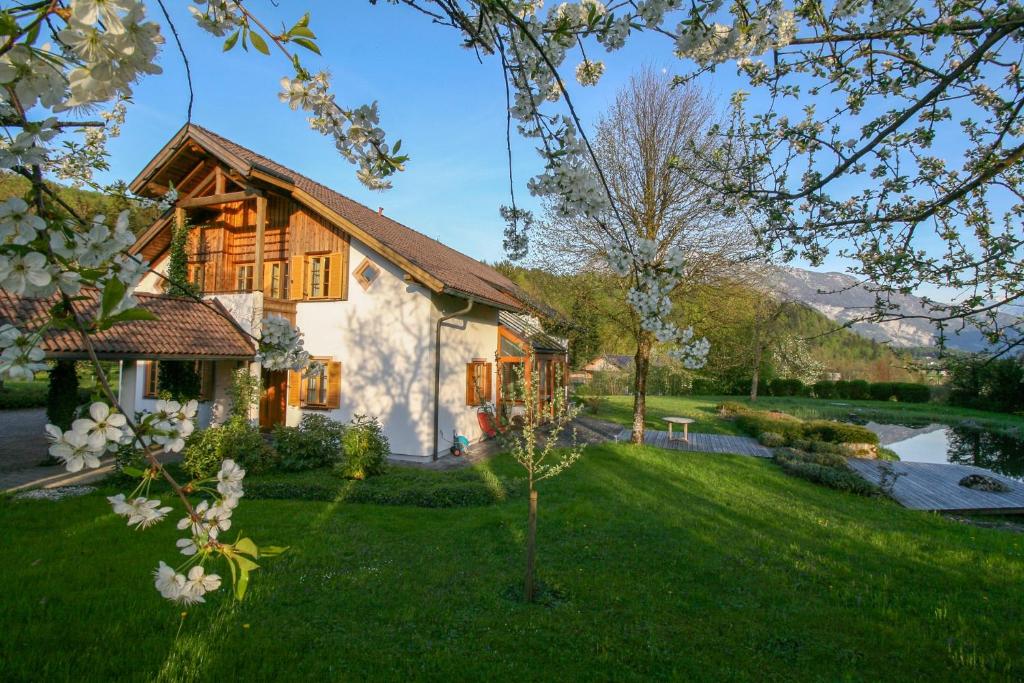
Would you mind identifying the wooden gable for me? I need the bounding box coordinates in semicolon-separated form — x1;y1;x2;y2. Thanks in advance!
132;143;350;301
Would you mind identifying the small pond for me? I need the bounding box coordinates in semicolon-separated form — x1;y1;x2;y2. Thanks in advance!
861;421;1024;481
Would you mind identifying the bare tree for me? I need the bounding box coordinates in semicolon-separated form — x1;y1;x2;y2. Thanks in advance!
532;68;754;443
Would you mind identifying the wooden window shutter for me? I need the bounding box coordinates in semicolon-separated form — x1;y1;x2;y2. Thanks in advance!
263;261;274;297
328;251;343;299
289;255;304;299
326;361;342;408
143;361;153;398
340;241;350;300
288;370;302;406
466;363;475;405
484;362;493;403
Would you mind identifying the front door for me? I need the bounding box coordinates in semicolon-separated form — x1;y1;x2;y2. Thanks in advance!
258;369;287;430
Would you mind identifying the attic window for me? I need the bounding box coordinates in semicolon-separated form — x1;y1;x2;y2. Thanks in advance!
354;258;380;291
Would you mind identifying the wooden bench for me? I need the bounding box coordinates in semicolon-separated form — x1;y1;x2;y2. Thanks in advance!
664;417;695;443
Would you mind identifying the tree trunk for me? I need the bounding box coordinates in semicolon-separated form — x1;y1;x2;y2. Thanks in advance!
631;333;653;444
524;487;538;602
750;339;763;402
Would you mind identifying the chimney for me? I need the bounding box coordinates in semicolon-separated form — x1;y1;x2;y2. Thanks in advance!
378;207;384;215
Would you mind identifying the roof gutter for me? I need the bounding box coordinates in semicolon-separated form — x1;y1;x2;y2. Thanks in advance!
432;297;474;461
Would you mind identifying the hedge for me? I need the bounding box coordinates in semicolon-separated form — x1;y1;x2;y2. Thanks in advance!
810;380;930;403
732;408;879;445
867;382;930;403
0;382;92;411
246;467;522;508
773;448;880;496
768;378;805;397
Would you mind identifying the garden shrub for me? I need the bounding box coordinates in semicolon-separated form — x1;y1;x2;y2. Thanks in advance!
183;426;225;479
758;431;786;448
46;360;79;430
802;420;879;445
690;378;719;395
732;406;879;446
773;448;879;496
833;380;851;399
876;446;900;462
337;414;390;479
716;401;746;416
735;411;805;443
778;445;848;469
273;414;345;471
812;380;836;399
183;416;278;479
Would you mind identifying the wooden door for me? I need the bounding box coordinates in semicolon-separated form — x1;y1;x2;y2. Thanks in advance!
259;369;287;430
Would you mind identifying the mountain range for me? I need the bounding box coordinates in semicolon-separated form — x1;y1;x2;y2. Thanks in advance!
771;267;1020;352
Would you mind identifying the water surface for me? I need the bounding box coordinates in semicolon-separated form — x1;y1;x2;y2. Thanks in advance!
864;421;1024;481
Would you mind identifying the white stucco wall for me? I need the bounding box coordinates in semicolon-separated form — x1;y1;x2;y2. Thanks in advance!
288;237;435;456
434;294;500;454
286;238;501;458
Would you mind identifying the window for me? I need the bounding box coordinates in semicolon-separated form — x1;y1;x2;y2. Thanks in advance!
354;258;380;291
308;255;331;298
292;251;345;300
198;361;215;400
306;363;328;406
142;360;214;400
143;361;160;398
236;264;254;291
289;358;341;409
466;360;492;405
188;263;205;291
264;261;288;299
500;335;525;357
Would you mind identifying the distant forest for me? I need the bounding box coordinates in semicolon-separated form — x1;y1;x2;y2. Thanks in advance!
0;172;161;234
496;263;921;386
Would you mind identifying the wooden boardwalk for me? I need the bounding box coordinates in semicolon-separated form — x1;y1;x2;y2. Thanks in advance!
847;459;1024;514
621;429;773;458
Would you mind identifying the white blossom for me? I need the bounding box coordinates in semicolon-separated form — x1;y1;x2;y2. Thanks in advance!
216;459;245;498
48;429;103;472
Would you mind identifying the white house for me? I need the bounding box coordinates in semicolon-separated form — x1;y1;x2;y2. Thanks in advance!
115;124;567;461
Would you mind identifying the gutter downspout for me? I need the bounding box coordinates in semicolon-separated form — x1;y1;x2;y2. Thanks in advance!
433;297;474;460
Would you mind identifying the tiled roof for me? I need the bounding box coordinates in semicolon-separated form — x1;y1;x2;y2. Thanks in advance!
0;289;256;360
188;125;529;311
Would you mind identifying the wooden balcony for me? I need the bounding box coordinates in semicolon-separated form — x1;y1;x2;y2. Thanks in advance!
263;296;296;324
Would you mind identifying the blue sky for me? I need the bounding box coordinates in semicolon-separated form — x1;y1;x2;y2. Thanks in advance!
100;2;750;260
98;2;951;296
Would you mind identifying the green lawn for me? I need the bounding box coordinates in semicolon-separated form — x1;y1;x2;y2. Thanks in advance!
588;394;1024;436
2;444;1022;681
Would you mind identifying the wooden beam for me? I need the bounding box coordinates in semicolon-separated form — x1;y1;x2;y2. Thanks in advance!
214;166;226;194
177;189;262;209
176;160;210;195
254;195;267;292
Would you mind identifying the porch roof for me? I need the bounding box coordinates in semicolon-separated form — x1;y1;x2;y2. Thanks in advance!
499;311;567;354
0;289;256;361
